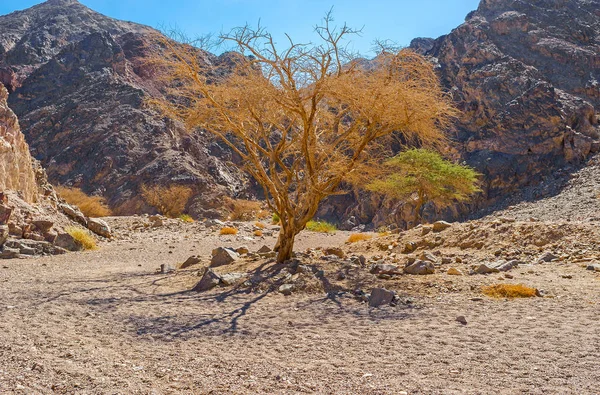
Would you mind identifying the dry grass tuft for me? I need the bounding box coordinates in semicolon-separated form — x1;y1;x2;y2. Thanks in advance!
225;199;265;221
347;233;373;243
482;284;538;298
254;222;267;229
220;227;238;235
66;227;97;250
306;220;336;233
253;230;263;237
56;187;112;218
179;214;194;223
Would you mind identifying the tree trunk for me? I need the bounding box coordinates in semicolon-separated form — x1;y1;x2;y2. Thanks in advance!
412;195;425;229
274;224;297;263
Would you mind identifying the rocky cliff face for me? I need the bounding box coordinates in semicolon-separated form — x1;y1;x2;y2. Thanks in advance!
0;0;247;217
0;84;37;202
413;0;600;202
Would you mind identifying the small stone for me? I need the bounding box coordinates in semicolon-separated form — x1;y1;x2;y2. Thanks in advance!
370;263;402;275
433;221;452;232
421;226;432;236
418;251;437;263
279;284;295;295
402;242;417;254
369;288;396;307
256;245;272;254
220;272;248;286
473;263;499;274
404;260;435;275
193;269;222;292
54;233;83;252
210;247;239;267
586;264;600;272
537;251;558;263
0;247;20;259
179;255;201;269
447;267;462;276
235;246;249;255
323;247;345;259
456;316;467;325
160;263;175;274
32;218;54;233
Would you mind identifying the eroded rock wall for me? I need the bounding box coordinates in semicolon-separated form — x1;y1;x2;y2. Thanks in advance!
0;85;36;202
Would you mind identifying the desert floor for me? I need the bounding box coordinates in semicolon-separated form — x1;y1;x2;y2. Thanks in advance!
0;217;599;394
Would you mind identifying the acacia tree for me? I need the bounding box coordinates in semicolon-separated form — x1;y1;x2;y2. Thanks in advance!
367;149;481;226
150;14;456;263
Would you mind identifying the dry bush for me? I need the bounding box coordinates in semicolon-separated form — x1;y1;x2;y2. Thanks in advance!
254;222;267;229
179;214;194;223
56;187;112;218
220;227;238;235
482;284;538;298
66;227;97;250
225;198;264;221
141;184;193;218
347;233;373;243
253;230;263;237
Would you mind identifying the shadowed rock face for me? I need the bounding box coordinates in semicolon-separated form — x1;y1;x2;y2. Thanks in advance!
412;0;600;202
0;0;247;216
0;85;37;202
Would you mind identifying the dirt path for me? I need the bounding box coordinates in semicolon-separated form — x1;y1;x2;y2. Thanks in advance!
0;220;599;394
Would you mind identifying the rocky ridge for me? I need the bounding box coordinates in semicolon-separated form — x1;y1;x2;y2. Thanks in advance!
1;0;247;217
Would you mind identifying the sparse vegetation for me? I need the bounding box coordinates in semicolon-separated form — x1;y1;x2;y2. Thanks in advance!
306;220;337;234
254;222;266;229
151;13;455;262
219;227;238;235
141;184;193;218
179;214;194;223
66;227;97;250
56;187;112;218
347;233;373;243
367;149;481;226
225;198;264;221
272;213;280;225
482;284;538;298
253;230;263;237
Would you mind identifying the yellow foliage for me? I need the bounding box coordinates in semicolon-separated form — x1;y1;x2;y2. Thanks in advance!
482;284;538;298
220;227;238;235
225;198;265;221
253;230;263;237
347;233;373;243
56;187;112;218
141;184;193;218
254;222;267;229
66;227;97;250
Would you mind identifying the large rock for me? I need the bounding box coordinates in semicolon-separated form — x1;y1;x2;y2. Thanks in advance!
55;233;83;252
86;218;112;238
210;247;239;267
370;263;403;275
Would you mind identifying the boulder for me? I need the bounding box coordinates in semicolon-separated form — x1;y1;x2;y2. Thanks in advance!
179;255;202;269
31;218;53;233
55;233;84;252
87;218;112;238
369;288;396;307
210;247;239;267
0;247;20;259
447;267;463;276
404;260;435;275
256;245;272;254
160;263;175;274
59;204;86;225
0;204;12;225
235;246;249;255
370;263;402;275
433;221;452;232
192;269;222;292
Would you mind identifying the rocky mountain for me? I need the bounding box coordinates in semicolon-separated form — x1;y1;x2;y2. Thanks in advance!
0;0;247;217
1;0;599;225
412;0;600;204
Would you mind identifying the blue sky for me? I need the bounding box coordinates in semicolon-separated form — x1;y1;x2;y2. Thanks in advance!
2;0;480;55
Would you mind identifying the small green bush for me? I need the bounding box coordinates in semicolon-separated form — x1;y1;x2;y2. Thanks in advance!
306;220;337;233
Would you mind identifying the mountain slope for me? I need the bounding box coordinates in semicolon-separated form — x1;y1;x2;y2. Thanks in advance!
0;0;247;216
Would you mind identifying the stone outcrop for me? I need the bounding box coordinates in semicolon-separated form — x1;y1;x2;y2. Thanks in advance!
0;85;37;202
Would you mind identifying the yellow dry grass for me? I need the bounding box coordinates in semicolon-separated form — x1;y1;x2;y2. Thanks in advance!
482;284;538;298
347;233;373;243
220;227;238;235
56;187;112;218
306;220;337;233
66;227;97;250
254;222;267;229
253;230;263;237
141;184;193;218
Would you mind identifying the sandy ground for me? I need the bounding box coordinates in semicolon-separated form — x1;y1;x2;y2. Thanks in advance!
0;218;599;394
